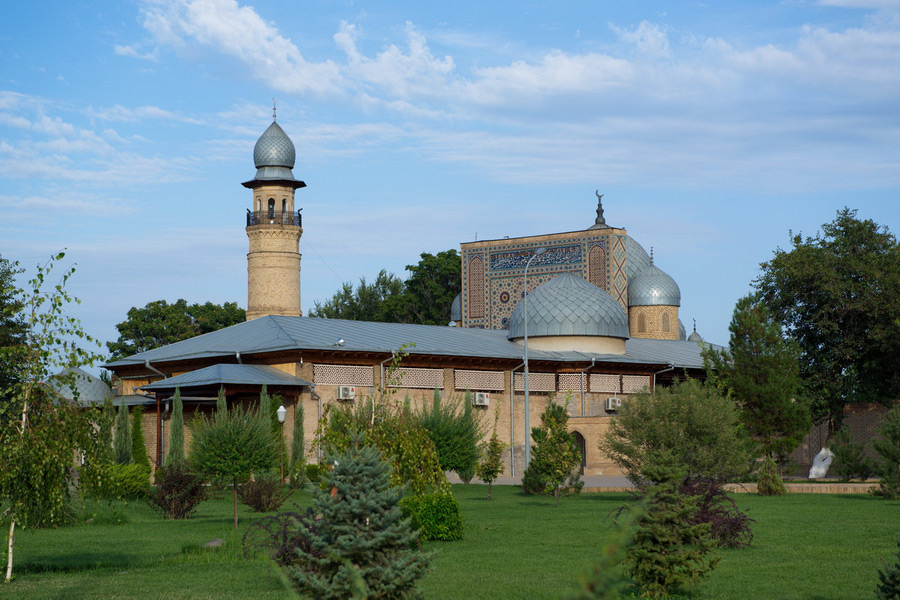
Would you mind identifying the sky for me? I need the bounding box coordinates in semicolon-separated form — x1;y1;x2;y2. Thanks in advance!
2;0;899;364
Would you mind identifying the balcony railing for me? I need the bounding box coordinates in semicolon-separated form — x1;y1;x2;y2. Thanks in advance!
246;209;302;227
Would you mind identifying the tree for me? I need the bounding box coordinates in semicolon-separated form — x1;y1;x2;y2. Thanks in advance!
872;405;900;500
755;208;900;430
475;407;507;500
309;270;405;321
704;294;811;461
522;395;583;506
0;254;26;402
418;389;482;479
289;401;307;487
876;539;900;600
600;379;753;487
107;299;245;359
114;397;133;465
189;401;278;528
0;252;103;582
288;442;431;599
165;388;185;467
131;405;151;471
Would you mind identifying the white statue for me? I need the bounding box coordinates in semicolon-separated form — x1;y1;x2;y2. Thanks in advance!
808;447;834;479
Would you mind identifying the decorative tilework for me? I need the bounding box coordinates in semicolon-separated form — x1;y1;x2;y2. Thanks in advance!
454;369;505;391
489;245;582;271
313;364;374;386
622;375;651;393
388;367;444;389
588;244;607;290
589;373;621;393
468;256;485;318
557;373;582;393
513;372;555;392
611;235;628;308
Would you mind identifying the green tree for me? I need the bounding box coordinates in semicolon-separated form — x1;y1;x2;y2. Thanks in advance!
189;401;278;528
107;299;245;359
288;442;431;599
114;397;133;465
876;539;900;600
755;208;900;430
0;252;103;582
522;395;583;506
131;405;151;471
418;389;482;479
872;405;900;500
704;294;811;464
601;379;753;487
289;401;307;487
165;388;185;467
0;254;26;403
626;454;719;599
475;407;508;500
309;270;405;321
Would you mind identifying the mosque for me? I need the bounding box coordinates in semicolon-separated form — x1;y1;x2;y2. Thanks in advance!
104;116;709;477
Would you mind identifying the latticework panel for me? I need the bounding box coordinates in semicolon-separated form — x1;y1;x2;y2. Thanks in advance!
557;373;582;393
388;367;444;389
313;364;374;386
623;375;651;393
454;369;505;391
588;244;607;289
513;372;555;392
468;256;485;318
590;373;620;393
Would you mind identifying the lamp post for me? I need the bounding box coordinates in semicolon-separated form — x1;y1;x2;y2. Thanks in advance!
523;247;547;469
276;404;287;482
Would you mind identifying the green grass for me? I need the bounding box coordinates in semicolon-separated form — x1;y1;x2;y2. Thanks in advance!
3;486;899;599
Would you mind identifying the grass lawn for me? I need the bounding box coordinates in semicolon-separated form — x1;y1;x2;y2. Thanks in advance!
3;485;898;599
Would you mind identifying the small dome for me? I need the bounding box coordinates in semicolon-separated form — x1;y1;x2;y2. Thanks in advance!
688;330;704;343
678;319;687;340
628;264;681;307
254;121;296;168
450;293;462;322
508;273;629;340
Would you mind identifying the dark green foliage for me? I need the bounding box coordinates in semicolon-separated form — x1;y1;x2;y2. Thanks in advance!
288;443;432;599
189;402;279;527
418;389;482;478
830;427;875;482
756;208;900;426
309;269;405;321
165;388;185;467
97;397;116;464
567;510;636;600
704;294;811;458
242;507;322;568
0;254;26;402
131;406;151;471
475;408;507;500
305;463;328;483
872;405;900;499
601;378;753;487
876;539;900;600
238;473;291;513
146;463;208;519
114;398;133;465
107;299;245;359
522;396;583;505
680;476;754;548
400;493;464;541
289;402;307;488
626;455;720;599
757;456;787;496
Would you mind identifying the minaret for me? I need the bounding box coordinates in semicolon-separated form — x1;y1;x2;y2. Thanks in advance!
243;108;306;320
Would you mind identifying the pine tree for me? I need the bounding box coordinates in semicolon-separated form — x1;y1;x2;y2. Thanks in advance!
131;405;151;471
757;456;787;496
165;387;185;467
873;405;900;499
289;442;431;599
289;401;307;487
522;395;582;506
475;407;507;500
114;397;133;465
626;454;719;599
215;386;227;419
876;539;900;600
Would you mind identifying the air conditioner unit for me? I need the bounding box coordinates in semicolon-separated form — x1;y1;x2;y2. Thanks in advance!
606;397;622;411
473;392;490;407
337;385;356;401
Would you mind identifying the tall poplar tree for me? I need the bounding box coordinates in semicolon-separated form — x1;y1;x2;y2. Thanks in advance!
165;388;185;467
114;397;133;465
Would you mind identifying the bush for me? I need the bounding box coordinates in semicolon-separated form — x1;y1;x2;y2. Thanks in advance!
82;463;151;499
601;379;753;488
147;464;208;519
238;473;292;513
830;427;875;482
757;456;786;496
418;390;483;479
305;463;328;483
873;405;900;500
680;476;754;548
242;508;322;567
876;539;900;600
400;492;464;541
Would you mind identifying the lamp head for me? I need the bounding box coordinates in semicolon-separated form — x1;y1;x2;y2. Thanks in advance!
276;404;287;423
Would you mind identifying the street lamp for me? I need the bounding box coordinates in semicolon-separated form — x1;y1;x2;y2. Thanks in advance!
276;404;287;482
523;247;547;468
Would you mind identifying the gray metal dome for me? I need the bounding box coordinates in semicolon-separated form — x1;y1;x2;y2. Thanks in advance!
450;293;462;322
628;264;681;307
688;330;704;343
625;236;652;280
254;121;295;168
508;273;629;340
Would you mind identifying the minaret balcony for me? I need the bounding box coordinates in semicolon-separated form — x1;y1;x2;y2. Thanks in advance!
246;209;302;227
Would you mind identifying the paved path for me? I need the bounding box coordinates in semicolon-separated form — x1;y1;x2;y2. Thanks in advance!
447;473;634;488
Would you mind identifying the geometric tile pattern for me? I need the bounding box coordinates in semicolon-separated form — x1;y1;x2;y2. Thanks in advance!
622;375;651;393
454;369;505;391
588;244;607;288
468;256;485;318
557;373;583;394
389;367;444;389
589;373;621;394
513;372;556;392
313;364;374;386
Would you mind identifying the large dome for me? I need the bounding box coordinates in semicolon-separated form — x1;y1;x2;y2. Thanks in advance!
254;121;296;168
624;235;652;280
450;293;462;322
508;273;629;340
628;264;681;306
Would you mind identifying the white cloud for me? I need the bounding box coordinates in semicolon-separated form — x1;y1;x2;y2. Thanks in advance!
611;21;673;59
114;44;158;61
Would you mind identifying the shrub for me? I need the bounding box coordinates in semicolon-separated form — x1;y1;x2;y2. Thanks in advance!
238;473;292;513
305;463;328;483
131;405;151;471
680;476;754;548
601;379;753;488
873;405;900;500
475;414;508;500
400;492;464;541
113;398;132;465
757;456;787;496
242;508;322;567
106;464;151;499
876;539;900;600
830;427;875;482
522;396;583;505
147;463;208;519
418;390;483;479
457;465;475;484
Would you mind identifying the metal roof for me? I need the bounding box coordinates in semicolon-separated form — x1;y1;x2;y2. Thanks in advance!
141;363;311;391
105;314;711;371
450;293;462;321
47;367;112;406
507;273;629;339
628;264;681;307
254;121;295;168
624;235;652;281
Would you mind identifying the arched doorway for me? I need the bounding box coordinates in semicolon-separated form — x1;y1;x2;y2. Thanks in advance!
572;431;587;474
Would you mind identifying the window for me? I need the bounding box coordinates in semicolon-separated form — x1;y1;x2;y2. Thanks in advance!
662;312;670;332
638;313;646;333
267;198;275;218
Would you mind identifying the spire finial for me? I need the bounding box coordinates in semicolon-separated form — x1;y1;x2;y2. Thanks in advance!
272;98;277;122
693;318;697;333
589;190;609;229
650;247;654;264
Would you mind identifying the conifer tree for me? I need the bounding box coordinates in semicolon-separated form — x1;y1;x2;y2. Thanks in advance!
289;401;306;487
131;405;151;471
114;397;133;465
873;405;900;499
259;384;271;426
289;441;431;599
522;395;582;506
165;387;185;467
875;539;900;600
